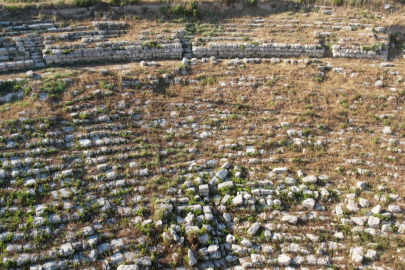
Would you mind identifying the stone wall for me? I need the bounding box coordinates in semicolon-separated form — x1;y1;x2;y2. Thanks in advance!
332;44;388;61
0;34;44;71
192;42;325;58
42;43;183;65
0;33;394;73
92;21;128;30
0;60;35;72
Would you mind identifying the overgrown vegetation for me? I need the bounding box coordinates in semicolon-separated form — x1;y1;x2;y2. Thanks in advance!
39;79;68;100
73;0;99;7
108;0;139;7
0;80;26;96
160;2;201;20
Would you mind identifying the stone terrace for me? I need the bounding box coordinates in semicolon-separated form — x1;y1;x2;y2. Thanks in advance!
0;2;404;270
0;6;393;73
0;55;404;269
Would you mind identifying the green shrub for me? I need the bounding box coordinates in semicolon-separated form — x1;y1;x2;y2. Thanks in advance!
0;80;26;95
298;0;315;3
6;5;19;15
193;8;201;19
160;6;172;18
24;87;31;95
333;0;344;6
160;2;201;19
247;0;257;6
39;79;67;100
222;0;236;5
74;0;99;7
109;0;120;5
302;128;312;137
110;0;141;6
371;43;380;52
144;41;158;48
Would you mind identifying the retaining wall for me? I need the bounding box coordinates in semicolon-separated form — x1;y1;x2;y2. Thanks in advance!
192;43;325;58
42;43;183;65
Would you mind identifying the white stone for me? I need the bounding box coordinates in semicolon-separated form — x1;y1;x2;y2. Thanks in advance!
351;247;363;263
383;126;392;134
302;198;316;209
302;175;317;183
0;169;6;179
359;198;370;208
375;80;383;88
188;249;197;266
352;253;363;263
226;234;236;244
336;205;344;216
368;216;380;228
285;177;296;185
282;215;298;224
26;70;34;78
388;205;402;213
199;184;209;194
366;250;378;260
278;254;291;265
251;254;265;265
241;238;252;248
247;222;260;235
223;213;232;223
232;195;244;206
351;217;367;226
59;243;74;256
371;205;382;214
117;265;139;270
216;169;228;180
273;167;288;174
218;181;234;190
356;181;366;190
79;139;92;147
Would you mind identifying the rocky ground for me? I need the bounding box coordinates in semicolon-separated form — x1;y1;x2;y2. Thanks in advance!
0;1;405;270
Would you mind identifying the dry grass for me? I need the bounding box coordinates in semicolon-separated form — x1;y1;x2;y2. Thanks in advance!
0;4;404;267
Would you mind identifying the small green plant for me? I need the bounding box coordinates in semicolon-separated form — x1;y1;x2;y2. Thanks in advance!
222;0;237;5
333;0;344;6
24;87;31;95
39;79;67;100
0;80;26;95
109;0;120;5
74;0;99;7
302;129;312;137
247;0;257;6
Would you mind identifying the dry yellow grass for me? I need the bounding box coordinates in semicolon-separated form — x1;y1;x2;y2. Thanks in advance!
0;3;405;268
